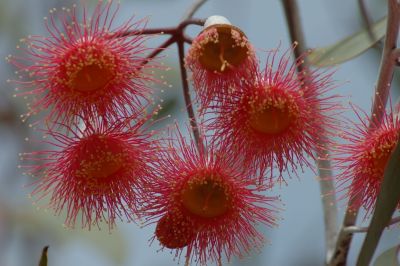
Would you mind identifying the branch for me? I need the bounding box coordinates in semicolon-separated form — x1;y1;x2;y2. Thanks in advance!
138;18;204;65
140;36;175;67
182;0;208;20
121;19;205;37
175;0;207;150
281;0;338;263
370;3;400;124
183;34;194;45
281;0;307;67
116;0;207;149
177;40;203;150
133;27;176;35
329;1;400;265
179;18;206;28
116;2;205;88
130;0;207;149
343;216;400;234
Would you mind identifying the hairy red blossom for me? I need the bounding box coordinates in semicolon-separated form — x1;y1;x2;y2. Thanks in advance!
335;106;400;216
207;48;341;184
7;1;158;125
143;129;279;265
24;115;158;230
185;23;257;108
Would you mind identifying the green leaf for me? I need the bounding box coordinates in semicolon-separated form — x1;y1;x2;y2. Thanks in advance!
356;138;400;266
374;245;400;266
308;16;387;67
38;246;48;266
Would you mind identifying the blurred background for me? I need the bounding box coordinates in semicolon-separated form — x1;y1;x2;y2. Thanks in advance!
0;0;399;265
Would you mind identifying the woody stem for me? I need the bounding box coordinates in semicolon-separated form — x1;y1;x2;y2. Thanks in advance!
177;39;203;150
281;0;338;264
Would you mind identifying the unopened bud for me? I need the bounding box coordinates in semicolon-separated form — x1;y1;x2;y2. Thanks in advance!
204;15;231;29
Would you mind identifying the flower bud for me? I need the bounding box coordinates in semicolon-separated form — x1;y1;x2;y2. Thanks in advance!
186;15;258;108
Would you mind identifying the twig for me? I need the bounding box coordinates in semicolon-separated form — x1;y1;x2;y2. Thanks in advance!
281;0;307;70
179;18;206;28
121;19;205;37
136;0;206;149
329;1;400;265
177;40;203;149
281;0;338;263
183;34;194;45
138;18;204;65
343;216;400;234
370;2;400;124
182;0;208;20
127;27;177;36
112;0;206;95
175;0;207;150
117;0;206;147
141;36;175;67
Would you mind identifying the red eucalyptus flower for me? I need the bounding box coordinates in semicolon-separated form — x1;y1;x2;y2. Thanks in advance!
335;105;400;216
207;48;341;184
143;129;280;265
7;1;158;125
24;115;158;230
185;17;257;108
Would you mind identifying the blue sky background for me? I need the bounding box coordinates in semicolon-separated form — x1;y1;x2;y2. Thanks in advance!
0;0;399;265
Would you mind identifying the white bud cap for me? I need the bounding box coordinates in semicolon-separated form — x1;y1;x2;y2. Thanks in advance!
204;15;231;29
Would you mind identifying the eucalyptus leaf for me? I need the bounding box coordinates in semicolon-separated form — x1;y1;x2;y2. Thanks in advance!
356;138;400;266
374;245;400;266
309;16;387;67
38;246;48;266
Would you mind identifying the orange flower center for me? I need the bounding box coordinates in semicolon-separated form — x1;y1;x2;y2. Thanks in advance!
198;25;250;73
248;90;299;135
75;135;126;180
70;64;115;93
155;213;195;249
249;106;293;135
181;177;231;218
63;43;117;93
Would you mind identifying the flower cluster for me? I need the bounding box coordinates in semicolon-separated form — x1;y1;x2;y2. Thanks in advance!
143;130;280;264
147;17;341;264
11;1;389;265
11;0;161;231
